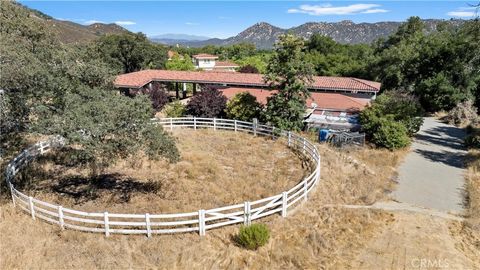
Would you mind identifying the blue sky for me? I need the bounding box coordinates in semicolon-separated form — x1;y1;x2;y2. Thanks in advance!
20;1;479;38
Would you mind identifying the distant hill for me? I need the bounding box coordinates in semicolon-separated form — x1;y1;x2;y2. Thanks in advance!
17;2;131;44
175;19;464;49
150;33;211;45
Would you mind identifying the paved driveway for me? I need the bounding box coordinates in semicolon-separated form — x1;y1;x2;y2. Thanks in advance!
392;117;466;214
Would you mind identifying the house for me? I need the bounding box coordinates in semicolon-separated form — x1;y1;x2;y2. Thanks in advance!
114;69;380;130
192;54;239;72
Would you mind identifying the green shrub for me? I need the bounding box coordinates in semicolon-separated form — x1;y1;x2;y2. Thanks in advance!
465;134;480;148
235;224;270;250
372;119;410;149
186;87;227;118
225;92;263;121
360;91;422;149
163;100;186;117
464;125;480;149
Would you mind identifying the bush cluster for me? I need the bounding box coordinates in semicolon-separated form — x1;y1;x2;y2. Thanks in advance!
186;87;227;118
465;124;480;149
225;92;263;122
360;91;423;150
446;100;478;127
235;224;270;250
163;100;186;117
185;88;265;122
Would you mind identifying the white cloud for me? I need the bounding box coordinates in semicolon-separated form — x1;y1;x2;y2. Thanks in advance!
447;6;478;17
84;20;105;25
447;11;475;17
287;3;389;16
185;22;199;26
115;21;136;26
361;9;389;14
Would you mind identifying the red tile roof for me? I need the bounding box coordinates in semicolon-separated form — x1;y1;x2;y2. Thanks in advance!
220;87;370;112
192;53;218;59
214;61;239;67
114;69;381;92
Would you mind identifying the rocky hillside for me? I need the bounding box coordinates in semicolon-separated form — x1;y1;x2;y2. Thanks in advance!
180;19;464;49
18;2;130;43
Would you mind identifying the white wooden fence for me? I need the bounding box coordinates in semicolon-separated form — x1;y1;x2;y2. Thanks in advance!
4;118;321;237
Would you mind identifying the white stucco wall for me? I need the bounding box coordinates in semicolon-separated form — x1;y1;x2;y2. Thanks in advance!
194;58;216;70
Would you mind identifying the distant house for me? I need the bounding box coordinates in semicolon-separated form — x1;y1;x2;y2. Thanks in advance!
192;53;239;72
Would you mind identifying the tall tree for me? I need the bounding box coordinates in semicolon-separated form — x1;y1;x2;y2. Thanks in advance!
0;1;179;178
263;34;314;130
96;33;167;73
165;54;195;71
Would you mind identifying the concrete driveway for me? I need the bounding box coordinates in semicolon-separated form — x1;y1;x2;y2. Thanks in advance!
392;117;466;214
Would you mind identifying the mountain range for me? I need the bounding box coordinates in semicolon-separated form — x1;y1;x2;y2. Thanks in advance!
149;33;211;45
153;20;464;49
20;2;463;48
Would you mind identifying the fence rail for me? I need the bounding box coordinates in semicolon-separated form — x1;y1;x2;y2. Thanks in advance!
5;117;321;237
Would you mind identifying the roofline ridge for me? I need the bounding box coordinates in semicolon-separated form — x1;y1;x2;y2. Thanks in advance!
350;77;379;91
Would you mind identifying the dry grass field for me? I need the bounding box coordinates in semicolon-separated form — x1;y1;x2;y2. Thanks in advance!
465;150;480;232
460;149;480;256
16;129;306;214
0;129;406;269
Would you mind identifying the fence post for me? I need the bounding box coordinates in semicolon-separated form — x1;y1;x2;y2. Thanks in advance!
28;196;35;220
9;182;15;207
287;131;292;147
281;192;288;217
234;120;237;132
58;206;64;230
303;137;306;154
253;118;258;136
145;213;152;238
272;127;275;139
39;142;45;155
244;201;251;226
104;212;110;237
198;209;206;236
304;181;308;202
194;117;197;130
318;155;321;180
170;118;173;130
213;118;217;130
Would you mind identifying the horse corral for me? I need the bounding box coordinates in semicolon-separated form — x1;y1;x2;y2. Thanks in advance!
4;118;321;237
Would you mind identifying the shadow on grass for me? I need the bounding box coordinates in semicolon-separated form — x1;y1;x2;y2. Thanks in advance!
51;173;164;204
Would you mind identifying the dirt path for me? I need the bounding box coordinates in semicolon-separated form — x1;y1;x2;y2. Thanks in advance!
351;211;479;270
350;118;480;269
392;117;466;214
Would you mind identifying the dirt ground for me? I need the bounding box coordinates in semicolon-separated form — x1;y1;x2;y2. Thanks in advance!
352;211;480;270
4;128;478;269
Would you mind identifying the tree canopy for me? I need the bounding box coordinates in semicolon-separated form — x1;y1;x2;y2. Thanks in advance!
165;54;195;71
225;92;264;121
95;33;168;73
1;1;178;176
263;34;314;130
